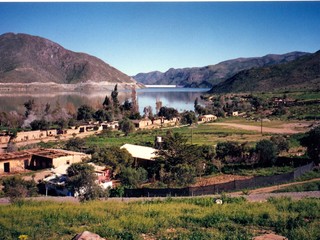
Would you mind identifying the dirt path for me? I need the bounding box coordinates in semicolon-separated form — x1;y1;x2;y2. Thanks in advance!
229;178;320;202
209;122;310;134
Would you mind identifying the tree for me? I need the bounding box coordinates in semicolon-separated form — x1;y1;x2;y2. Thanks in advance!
180;111;197;125
119;167;148;188
271;135;289;153
216;141;243;162
103;95;112;111
255;139;278;166
66;162;105;202
91;146;134;177
94;109;113;122
158;106;179;120
30;118;50;130
111;84;120;116
65;137;86;152
156;132;202;187
119;118;135;136
77;105;94;121
2;176;38;203
301;126;320;162
24;99;35;117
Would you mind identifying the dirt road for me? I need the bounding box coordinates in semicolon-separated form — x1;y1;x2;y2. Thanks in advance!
209;122;312;134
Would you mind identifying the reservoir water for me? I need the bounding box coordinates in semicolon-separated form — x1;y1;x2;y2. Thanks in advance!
0;88;210;115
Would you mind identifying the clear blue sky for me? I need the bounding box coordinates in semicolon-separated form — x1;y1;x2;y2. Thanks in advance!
1;2;320;76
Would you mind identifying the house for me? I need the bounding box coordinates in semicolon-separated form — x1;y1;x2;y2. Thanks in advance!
0;150;32;173
0;148;89;174
43;162;112;196
199;114;217;122
120;144;158;167
13;129;58;143
29;149;90;170
131;119;153;128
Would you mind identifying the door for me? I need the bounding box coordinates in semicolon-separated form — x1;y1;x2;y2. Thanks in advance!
4;162;10;173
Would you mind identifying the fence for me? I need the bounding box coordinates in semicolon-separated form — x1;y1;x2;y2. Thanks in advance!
124;162;315;198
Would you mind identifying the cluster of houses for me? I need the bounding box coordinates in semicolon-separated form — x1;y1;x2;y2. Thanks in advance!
0;114;217;149
0;113;218;196
0;143;159;196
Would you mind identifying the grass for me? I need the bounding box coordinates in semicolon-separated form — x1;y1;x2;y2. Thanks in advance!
273;181;320;193
81;123;269;148
296;169;320;181
224;166;295;177
0;197;319;239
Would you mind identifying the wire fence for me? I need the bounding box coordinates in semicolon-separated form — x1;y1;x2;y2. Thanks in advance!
124;162;315;197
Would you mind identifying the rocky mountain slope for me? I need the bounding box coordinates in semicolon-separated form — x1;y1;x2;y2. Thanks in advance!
209;50;320;93
0;33;140;90
133;52;309;88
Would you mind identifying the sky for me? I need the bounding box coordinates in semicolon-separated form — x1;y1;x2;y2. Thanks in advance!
0;2;320;76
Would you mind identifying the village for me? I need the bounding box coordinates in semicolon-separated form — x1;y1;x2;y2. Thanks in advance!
0;110;220;197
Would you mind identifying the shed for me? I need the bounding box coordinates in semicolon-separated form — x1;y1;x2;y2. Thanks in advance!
120;144;157;167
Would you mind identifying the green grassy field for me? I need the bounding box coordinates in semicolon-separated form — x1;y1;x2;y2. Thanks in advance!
80;123;269;149
0;197;319;240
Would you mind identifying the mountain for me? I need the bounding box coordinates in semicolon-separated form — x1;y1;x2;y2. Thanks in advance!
133;52;309;88
0;32;140;90
209;50;320;94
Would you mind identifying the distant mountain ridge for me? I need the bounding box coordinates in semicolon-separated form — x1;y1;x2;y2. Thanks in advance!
209;50;320;93
0;32;140;90
133;52;309;88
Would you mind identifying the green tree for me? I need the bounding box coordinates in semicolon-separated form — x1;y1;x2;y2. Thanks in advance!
94;109;113;122
255;139;278;166
111;84;120;116
271;135;289;153
301;126;320;162
30;118;50;130
77;105;94;121
180;111;197;125
91;146;134;177
119;118;135;136
156;132;202;187
103;95;112;111
119;167;148;188
65;137;86;152
66;162;104;202
158;107;179;120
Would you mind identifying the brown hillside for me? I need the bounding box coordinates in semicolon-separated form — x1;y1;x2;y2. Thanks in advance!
0;33;137;86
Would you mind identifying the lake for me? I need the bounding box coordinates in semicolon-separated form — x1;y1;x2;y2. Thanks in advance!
0;88;210;115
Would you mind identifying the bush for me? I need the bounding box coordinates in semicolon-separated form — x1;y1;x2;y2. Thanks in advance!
2;176;38;203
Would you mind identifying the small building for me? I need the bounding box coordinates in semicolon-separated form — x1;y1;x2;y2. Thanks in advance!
43;162;112;196
120;144;157;168
0;150;32;173
131;119;153;128
0;148;90;174
29;149;90;170
199;114;217;122
232;111;239;116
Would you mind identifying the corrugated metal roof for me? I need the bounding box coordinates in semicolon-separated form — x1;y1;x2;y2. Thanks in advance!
120;144;157;161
